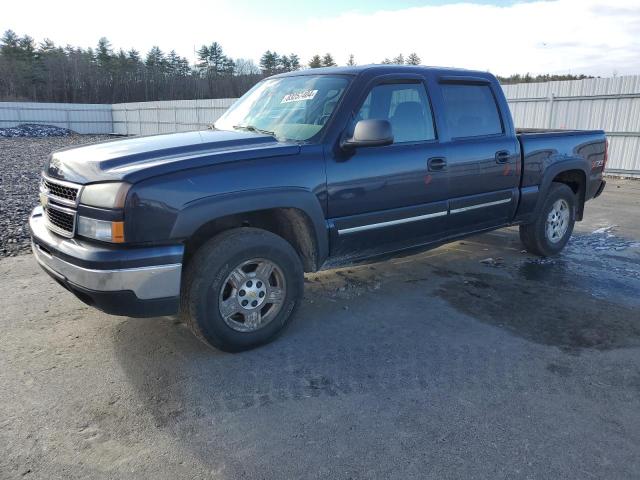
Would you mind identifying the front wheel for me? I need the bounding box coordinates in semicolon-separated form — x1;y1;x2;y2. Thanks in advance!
519;182;576;257
180;227;304;352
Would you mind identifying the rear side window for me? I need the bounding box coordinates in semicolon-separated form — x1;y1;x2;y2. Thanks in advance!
356;83;436;143
441;84;503;138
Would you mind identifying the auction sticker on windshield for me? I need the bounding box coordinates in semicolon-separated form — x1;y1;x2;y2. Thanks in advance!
281;90;318;103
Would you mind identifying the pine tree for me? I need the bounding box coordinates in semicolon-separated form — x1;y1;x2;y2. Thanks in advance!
321;53;336;67
406;52;421;65
145;46;167;72
287;53;300;71
127;49;141;63
196;45;210;74
0;30;20;55
196;42;234;75
167;50;190;76
38;38;57;54
346;54;356;66
280;54;291;72
208;42;226;74
96;37;113;68
392;53;404;65
260;50;280;75
308;54;323;68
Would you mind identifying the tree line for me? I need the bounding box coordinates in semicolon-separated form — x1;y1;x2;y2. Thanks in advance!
0;29;592;104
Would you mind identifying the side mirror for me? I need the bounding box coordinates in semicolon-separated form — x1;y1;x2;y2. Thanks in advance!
342;119;393;149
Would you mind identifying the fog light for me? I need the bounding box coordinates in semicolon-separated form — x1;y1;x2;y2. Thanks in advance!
77;217;124;243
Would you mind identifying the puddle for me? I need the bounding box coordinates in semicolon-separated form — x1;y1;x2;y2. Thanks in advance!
437;271;640;353
519;259;572;283
568;226;640;252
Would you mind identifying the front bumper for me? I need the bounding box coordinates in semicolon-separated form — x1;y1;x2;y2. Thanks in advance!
30;206;183;317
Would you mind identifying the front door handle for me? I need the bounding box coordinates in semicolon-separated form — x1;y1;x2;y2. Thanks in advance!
428;157;447;171
495;150;510;164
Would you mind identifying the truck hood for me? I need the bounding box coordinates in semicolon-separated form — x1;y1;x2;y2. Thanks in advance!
45;130;301;184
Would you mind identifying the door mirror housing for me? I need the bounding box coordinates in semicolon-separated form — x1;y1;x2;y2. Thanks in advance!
342;119;394;149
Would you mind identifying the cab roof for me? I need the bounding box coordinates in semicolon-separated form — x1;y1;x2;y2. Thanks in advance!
271;64;495;81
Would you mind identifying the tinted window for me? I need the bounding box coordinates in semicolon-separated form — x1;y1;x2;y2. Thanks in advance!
441;84;503;138
356;83;435;143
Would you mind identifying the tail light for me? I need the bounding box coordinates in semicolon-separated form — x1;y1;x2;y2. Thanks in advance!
603;138;609;170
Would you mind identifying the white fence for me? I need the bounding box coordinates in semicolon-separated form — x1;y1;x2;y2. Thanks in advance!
503;76;640;176
0;101;113;134
111;98;236;136
2;75;640;175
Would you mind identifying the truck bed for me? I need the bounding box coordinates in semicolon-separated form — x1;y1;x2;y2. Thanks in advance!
516;128;607;210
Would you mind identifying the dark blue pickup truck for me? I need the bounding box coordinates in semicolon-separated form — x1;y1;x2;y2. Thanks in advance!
30;65;607;351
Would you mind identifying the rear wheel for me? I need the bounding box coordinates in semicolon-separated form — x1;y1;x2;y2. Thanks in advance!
181;227;304;352
519;182;576;257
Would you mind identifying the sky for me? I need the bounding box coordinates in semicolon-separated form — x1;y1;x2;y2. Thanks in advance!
3;0;640;76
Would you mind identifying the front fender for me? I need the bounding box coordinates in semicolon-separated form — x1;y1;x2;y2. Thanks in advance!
170;187;329;264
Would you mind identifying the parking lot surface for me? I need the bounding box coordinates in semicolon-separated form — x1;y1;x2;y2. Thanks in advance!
1;177;639;479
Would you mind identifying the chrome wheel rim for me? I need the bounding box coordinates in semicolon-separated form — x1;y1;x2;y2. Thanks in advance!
546;199;570;243
218;258;286;332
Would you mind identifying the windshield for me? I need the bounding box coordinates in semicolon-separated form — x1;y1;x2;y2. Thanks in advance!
215;75;350;142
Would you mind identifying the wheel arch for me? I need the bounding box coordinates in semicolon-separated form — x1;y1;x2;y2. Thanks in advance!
171;188;328;272
535;160;588;221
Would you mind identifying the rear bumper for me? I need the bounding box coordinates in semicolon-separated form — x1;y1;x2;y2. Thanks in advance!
593;179;606;199
30;206;182;317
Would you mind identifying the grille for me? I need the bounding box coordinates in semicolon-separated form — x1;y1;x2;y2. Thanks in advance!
43;178;79;204
45;205;76;236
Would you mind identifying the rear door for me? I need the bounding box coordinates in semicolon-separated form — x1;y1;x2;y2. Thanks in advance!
435;79;520;234
326;76;448;257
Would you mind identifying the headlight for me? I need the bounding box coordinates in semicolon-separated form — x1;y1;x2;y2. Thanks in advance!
77;216;125;243
80;182;130;209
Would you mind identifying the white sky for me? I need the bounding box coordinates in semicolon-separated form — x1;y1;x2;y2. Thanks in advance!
3;0;640;76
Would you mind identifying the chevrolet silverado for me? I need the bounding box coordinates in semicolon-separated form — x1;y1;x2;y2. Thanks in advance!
30;65;607;351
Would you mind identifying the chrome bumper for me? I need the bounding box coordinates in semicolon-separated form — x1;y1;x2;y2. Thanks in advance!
29;206;183;303
32;242;182;300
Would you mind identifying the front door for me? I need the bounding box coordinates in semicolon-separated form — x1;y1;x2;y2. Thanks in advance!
326;79;448;257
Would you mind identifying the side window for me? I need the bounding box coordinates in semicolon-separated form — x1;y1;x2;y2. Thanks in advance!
440;84;503;138
355;83;436;143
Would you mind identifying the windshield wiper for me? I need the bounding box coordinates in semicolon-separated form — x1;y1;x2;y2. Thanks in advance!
233;124;276;137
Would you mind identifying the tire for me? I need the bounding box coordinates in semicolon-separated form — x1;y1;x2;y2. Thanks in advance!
519;182;576;257
180;227;304;352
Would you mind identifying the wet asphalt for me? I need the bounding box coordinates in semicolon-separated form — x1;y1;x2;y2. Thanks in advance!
1;178;639;479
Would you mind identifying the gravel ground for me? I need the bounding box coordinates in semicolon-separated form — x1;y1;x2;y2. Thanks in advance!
0;137;639;478
0;124;75;138
0;135;113;257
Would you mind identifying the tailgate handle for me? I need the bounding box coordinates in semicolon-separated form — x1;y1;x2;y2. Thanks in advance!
495;150;510;164
428;157;447;171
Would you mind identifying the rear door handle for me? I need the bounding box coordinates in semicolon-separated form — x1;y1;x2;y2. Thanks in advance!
428;157;447;171
495;150;510;164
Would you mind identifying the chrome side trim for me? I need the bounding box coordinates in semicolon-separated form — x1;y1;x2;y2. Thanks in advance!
338;210;447;235
450;198;512;214
32;243;182;300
